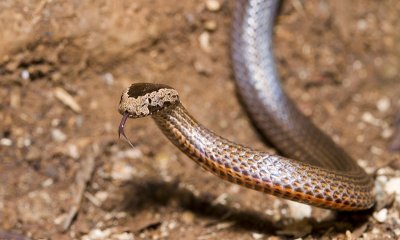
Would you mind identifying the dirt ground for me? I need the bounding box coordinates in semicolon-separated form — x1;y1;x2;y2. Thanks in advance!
1;0;400;239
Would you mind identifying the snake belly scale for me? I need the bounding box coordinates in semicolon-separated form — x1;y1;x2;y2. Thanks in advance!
117;0;375;211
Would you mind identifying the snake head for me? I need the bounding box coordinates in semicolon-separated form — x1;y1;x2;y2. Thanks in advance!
118;83;179;145
118;83;179;118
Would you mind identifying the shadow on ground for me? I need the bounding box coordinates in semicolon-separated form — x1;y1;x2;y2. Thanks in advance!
119;177;371;237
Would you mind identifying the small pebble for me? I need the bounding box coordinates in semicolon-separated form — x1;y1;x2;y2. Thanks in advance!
287;201;312;220
102;73;114;86
180;211;195;224
51;72;62;82
361;112;381;127
54;213;68;225
21;69;30;80
345;230;352;239
168;221;177;230
0;138;12;146
206;0;221;12
204;20;217;31
51;118;61;127
376;97;390;112
116;148;143;159
160;222;169;239
82;229;112;240
113;232;134;240
125;148;143;159
381;128;393;139
370;146;383;156
67;144;80;159
373;208;388;223
213;193;228;205
199;32;211;52
111;161;136;181
51;129;67;142
252;232;264;239
115;212;127;219
357;19;368;31
41;178;54;188
384;177;400;195
94;191;109;203
22;137;32;147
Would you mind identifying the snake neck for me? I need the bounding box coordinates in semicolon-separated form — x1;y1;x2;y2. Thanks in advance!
151;103;265;174
152;103;230;160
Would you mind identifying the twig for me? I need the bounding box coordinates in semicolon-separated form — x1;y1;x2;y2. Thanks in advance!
60;156;95;232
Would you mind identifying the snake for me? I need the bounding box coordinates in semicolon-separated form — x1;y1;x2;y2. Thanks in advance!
117;0;375;211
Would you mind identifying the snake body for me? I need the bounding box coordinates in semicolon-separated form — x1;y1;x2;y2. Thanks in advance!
118;0;375;211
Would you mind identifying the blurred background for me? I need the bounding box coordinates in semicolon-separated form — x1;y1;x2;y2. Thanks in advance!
0;0;399;239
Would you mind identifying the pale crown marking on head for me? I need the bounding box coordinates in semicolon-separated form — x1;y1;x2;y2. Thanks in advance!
119;87;179;117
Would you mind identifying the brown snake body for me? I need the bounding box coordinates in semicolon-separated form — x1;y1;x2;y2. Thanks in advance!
118;83;374;211
118;0;375;211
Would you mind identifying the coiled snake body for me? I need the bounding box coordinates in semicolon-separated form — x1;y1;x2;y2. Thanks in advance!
118;0;375;211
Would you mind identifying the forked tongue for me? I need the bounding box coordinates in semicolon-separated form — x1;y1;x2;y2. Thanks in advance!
118;112;135;149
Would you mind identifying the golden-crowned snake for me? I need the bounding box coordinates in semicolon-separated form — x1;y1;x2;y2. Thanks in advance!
117;0;375;211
